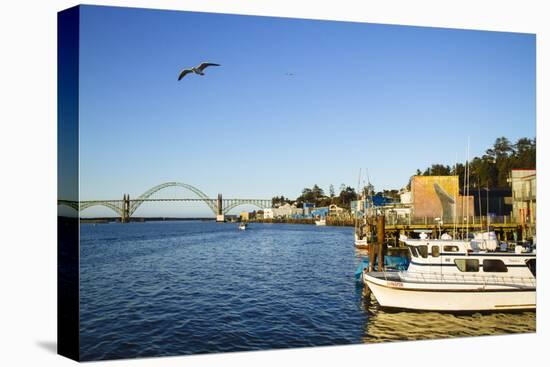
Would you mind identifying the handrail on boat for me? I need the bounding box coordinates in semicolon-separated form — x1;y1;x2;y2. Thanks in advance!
374;270;536;288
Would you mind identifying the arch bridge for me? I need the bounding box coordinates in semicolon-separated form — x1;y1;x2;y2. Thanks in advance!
58;181;271;222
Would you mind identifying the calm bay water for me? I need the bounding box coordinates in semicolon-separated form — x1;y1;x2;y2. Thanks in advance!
79;221;535;360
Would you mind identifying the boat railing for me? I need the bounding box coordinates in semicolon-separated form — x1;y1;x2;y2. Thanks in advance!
377;271;535;288
386;215;515;226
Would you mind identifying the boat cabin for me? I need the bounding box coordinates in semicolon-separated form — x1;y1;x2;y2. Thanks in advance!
400;235;536;279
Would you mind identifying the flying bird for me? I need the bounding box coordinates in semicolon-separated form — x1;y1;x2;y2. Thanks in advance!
178;62;221;81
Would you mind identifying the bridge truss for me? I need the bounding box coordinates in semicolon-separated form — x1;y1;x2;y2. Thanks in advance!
58;182;272;220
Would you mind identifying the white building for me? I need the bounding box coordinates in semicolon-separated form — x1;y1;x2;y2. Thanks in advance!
400;190;412;205
271;203;303;218
509;169;536;226
328;204;345;216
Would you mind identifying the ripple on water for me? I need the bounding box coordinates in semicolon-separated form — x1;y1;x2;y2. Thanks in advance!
78;221;535;360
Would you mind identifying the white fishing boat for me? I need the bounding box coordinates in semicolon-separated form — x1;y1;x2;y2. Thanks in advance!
363;232;536;311
238;222;247;230
354;232;369;249
315;218;326;226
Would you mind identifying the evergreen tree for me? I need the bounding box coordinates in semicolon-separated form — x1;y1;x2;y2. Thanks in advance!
414;137;535;189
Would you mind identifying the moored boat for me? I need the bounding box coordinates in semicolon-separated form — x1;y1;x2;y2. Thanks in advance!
355;255;410;282
315;218;326;226
354;232;369;249
239;222;248;230
363;233;536;311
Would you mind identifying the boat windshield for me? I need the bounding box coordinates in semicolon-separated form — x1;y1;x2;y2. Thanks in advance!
417;245;428;258
408;246;418;258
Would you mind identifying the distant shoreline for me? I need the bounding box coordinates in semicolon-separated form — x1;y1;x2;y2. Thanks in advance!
68;216;356;227
77;217;215;223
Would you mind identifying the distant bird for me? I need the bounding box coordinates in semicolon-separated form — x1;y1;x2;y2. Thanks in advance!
178;62;221;81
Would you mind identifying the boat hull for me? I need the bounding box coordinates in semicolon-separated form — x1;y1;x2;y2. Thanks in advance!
364;274;536;312
354;239;369;250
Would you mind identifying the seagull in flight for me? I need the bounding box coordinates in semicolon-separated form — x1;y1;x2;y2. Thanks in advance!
178;62;221;81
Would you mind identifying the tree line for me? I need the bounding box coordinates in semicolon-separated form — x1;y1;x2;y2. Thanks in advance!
413;137;535;189
272;184;358;209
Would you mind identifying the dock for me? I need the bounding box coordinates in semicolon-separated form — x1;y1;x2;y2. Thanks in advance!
255;216;530;243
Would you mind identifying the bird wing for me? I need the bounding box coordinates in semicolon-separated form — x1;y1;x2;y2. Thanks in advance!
178;69;193;81
197;62;220;72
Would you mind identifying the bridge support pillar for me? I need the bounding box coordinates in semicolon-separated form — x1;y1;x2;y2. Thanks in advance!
216;193;225;222
121;194;130;223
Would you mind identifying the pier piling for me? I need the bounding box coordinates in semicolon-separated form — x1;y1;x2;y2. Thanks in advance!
368;219;375;272
377;215;385;271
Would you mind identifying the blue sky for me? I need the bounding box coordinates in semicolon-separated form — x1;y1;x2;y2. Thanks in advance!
77;5;535;217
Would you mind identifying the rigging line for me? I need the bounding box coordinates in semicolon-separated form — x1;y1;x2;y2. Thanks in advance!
460;151;466;239
466;136;471;240
454;153;458;240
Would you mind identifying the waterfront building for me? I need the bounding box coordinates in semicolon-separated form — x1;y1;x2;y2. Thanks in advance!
410;175;474;222
384;206;412;222
240;211;250;221
470;187;512;217
311;207;329;218
328;204;345;216
289;205;304;217
400;190;412;205
260;203;305;219
303;202;315;216
508;169;536;237
272;203;303;218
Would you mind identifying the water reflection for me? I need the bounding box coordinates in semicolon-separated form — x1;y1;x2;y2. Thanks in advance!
360;290;535;343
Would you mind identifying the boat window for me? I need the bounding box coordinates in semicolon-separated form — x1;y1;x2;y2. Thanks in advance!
482;259;508;273
526;259;536;277
417;245;428;258
443;245;459;252
454;259;479;272
408;246;418;258
431;245;440;257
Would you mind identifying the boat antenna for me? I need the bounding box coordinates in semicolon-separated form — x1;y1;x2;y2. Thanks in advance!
477;179;482;230
357;168;362;200
486;183;490;236
365;168;373;216
466;137;470;240
453;154;458;240
355;168;361;231
460;154;467;239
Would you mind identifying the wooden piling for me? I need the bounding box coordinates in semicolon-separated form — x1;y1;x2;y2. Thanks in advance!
377;215;385;271
368;220;375;272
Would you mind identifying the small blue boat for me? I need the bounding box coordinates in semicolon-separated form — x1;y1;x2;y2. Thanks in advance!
354;256;409;282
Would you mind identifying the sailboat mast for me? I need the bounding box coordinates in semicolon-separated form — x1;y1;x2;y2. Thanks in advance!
355;168;361;232
453;157;458;239
466;137;470;240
